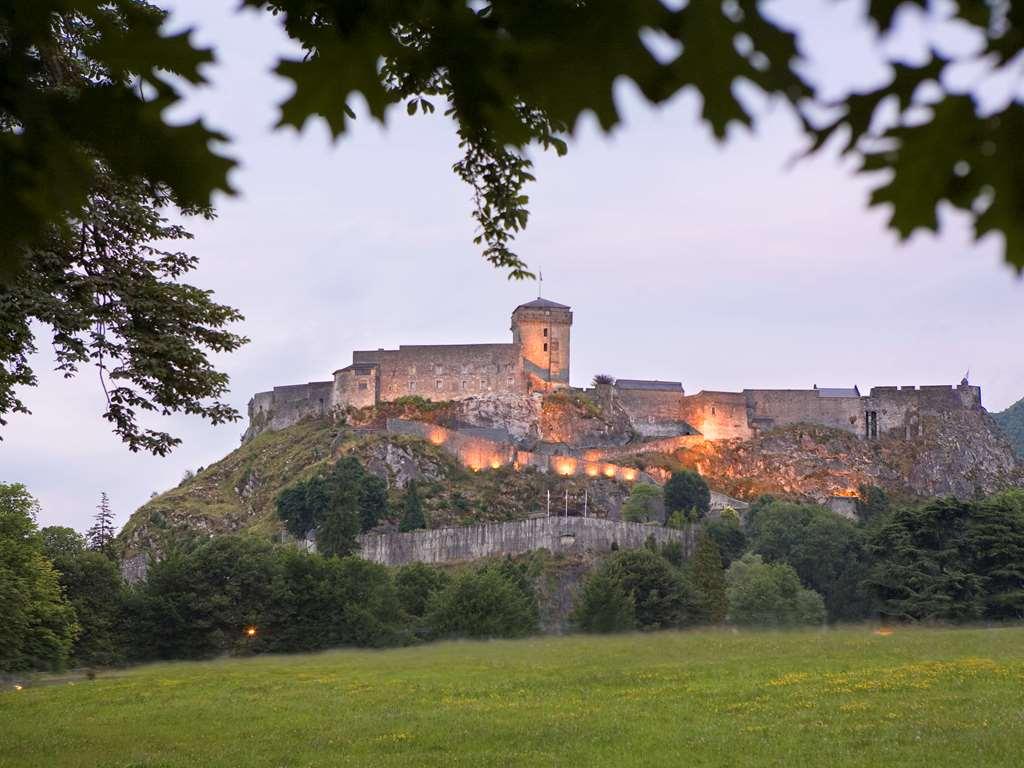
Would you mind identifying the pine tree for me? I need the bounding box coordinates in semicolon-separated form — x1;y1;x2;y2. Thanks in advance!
400;480;426;532
86;492;116;555
689;532;728;624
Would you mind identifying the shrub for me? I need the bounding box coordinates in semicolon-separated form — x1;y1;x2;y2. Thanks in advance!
688;533;727;624
395;562;451;618
703;516;748;568
725;554;826;627
425;566;539;639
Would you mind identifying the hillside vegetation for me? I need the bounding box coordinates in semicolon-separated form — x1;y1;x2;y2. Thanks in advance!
119;417;633;560
994;398;1024;459
4;627;1024;767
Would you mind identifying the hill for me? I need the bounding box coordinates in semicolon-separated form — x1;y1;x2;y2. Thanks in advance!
994;397;1024;459
5;627;1024;767
118;416;634;561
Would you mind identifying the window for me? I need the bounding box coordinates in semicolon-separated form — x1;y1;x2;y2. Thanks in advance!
480;377;489;389
711;407;716;415
543;328;548;337
357;382;368;391
865;411;879;439
507;376;514;387
435;379;444;391
461;380;470;391
408;380;417;392
543;343;548;352
408;365;417;375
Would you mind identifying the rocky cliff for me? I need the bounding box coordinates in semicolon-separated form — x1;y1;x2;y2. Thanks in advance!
666;409;1021;502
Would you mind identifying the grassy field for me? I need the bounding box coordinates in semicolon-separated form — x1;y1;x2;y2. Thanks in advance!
3;626;1024;767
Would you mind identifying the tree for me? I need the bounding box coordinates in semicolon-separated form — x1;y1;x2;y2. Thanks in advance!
1;5;246;454
400;480;426;532
866;495;1024;622
0;483;78;672
86;492;116;554
572;570;636;634
703;516;748;568
276;458;383;554
358;475;388;532
749;501;872;622
688;533;728;625
620;483;663;523
425;566;538;639
593;549;687;630
47;547;127;666
664;470;710;519
725;554;826;628
40;526;86;560
855;485;891;526
7;4;1024;451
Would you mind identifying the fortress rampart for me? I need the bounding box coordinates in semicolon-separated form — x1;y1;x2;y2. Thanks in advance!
242;296;991;454
357;516;698;567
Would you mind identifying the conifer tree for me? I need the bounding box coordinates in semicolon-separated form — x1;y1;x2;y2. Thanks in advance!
86;492;116;555
689;532;728;625
400;480;426;532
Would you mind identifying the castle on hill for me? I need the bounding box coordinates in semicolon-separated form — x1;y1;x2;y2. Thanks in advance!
245;296;985;445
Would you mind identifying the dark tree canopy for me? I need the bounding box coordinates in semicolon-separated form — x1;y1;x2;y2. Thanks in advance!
664;470;711;519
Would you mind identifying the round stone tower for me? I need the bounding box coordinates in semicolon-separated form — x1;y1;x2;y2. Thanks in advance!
511;298;572;391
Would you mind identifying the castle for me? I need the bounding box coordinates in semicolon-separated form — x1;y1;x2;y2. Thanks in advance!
246;296;986;446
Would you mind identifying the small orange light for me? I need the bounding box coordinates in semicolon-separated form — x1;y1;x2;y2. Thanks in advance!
586;466;598;477
623;469;637;481
603;466;616;478
13;684;23;691
245;626;257;638
874;627;893;637
490;458;502;469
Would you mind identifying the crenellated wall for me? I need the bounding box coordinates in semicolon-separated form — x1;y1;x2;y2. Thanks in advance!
357;516;698;566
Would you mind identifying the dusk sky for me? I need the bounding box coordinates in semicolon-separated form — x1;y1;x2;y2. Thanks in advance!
4;0;1022;532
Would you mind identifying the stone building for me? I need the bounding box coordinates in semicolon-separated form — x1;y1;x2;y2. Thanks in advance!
245;297;573;439
245;295;991;448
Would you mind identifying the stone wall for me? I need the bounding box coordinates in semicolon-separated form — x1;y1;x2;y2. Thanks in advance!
679;391;752;440
867;384;983;439
350;344;524;403
613;386;691;438
243;381;334;442
357;516;698;566
746;389;863;435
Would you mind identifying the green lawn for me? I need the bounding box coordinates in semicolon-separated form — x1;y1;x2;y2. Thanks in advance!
3;626;1024;767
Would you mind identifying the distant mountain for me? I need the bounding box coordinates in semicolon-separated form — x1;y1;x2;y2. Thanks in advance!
994;398;1024;460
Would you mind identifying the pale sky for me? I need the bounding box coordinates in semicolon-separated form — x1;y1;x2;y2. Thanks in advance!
4;0;1022;532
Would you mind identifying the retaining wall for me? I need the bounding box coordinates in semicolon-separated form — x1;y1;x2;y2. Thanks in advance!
357;516;698;567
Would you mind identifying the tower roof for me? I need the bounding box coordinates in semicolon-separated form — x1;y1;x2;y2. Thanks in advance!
514;298;570;311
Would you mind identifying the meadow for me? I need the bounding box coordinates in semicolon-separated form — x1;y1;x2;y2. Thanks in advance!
2;626;1024;767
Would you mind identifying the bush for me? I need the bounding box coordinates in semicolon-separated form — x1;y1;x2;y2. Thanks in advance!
425;565;539;639
621;483;663;523
395;562;451;618
585;549;688;630
664;470;710;519
725;554;826;627
400;480;426;532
